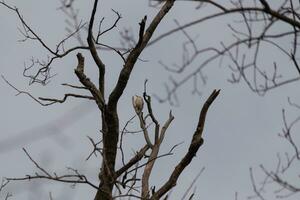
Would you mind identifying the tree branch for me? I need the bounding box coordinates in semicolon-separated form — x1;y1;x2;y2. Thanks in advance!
74;53;104;110
87;0;106;96
151;89;220;199
108;0;175;109
115;145;149;178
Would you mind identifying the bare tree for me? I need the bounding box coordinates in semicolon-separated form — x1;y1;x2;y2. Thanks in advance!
0;1;220;200
1;0;299;200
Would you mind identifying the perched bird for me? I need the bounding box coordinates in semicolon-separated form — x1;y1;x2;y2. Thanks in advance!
132;95;144;114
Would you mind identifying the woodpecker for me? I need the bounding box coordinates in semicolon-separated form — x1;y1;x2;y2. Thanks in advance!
132;95;144;114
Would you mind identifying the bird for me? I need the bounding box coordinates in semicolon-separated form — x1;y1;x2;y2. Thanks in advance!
132;95;144;114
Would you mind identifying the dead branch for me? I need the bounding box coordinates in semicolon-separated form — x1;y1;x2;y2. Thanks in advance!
39;94;94;104
87;0;106;96
1;75;54;106
74;53;104;110
5;148;98;190
116;145;149;178
151;89;220;199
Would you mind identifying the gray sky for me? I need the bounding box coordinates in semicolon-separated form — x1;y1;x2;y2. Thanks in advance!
0;1;299;200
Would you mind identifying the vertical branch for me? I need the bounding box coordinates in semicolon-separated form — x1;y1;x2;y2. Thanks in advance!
87;0;106;97
141;111;174;199
143;80;160;143
141;144;160;199
140;80;175;199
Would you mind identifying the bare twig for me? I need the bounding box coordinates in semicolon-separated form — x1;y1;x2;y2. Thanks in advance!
5;148;98;190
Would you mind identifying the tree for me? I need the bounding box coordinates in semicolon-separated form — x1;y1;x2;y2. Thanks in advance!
0;1;219;199
0;0;299;200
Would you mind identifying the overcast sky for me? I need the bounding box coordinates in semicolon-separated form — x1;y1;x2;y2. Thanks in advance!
0;1;299;200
